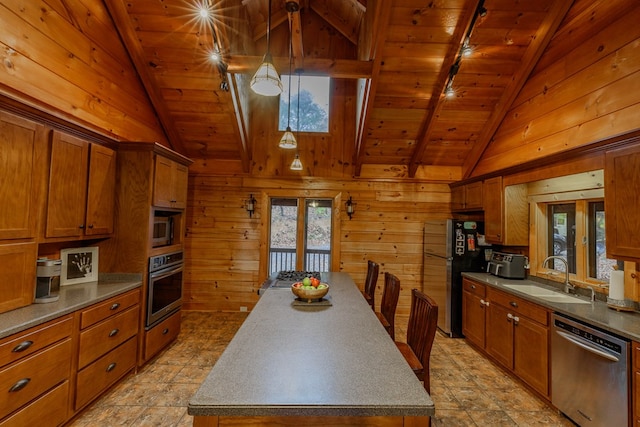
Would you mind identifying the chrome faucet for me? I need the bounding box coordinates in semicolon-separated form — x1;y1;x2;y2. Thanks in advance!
542;256;574;294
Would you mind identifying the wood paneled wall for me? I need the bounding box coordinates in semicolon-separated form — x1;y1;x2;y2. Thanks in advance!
472;0;640;177
184;176;451;317
0;0;166;145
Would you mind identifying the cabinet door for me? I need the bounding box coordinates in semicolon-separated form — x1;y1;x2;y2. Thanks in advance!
0;242;37;313
153;155;174;208
462;289;485;348
513;315;549;397
486;302;513;370
451;186;464;211
605;145;640;261
46;132;89;238
173;162;188;209
85;144;116;235
483;176;503;243
0;112;43;240
464;181;483;210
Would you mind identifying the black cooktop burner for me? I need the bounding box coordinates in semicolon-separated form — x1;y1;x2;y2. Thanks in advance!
276;270;322;281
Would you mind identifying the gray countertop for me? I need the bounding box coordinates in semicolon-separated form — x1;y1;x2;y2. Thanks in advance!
188;272;435;417
0;273;142;339
463;272;640;342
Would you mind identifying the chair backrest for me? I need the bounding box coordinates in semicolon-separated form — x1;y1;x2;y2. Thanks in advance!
381;272;401;339
363;260;379;309
406;288;439;393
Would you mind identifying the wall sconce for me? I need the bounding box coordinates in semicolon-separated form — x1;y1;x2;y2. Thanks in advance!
246;194;257;218
345;196;355;220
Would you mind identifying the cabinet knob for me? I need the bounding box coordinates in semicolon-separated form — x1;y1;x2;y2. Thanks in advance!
510;301;518;308
9;378;30;392
106;362;117;372
110;303;120;311
162;328;169;335
79;224;85;229
88;224;94;229
471;285;476;289
513;316;520;325
12;340;33;353
507;313;514;321
108;328;119;337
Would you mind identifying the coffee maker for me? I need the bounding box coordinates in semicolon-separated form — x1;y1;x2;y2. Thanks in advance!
35;258;61;303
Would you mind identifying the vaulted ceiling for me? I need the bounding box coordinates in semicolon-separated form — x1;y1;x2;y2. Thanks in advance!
104;0;572;179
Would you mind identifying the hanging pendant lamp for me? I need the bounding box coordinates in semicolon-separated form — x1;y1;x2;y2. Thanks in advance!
290;70;303;170
250;0;283;96
279;15;296;149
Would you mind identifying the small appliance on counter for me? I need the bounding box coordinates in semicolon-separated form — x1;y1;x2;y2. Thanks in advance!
487;251;527;279
35;258;62;303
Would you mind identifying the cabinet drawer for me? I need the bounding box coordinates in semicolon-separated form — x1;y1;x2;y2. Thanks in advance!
0;380;68;427
463;279;485;298
144;310;181;361
488;287;548;326
0;339;72;419
78;305;139;369
76;337;137;410
80;289;140;329
0;315;72;368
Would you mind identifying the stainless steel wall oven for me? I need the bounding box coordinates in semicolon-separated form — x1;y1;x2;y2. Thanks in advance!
147;251;183;328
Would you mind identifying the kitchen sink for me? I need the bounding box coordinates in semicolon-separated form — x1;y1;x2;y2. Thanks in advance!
502;284;591;304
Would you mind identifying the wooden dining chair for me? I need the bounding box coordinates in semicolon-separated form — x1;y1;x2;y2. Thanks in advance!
375;272;401;339
395;288;439;393
362;260;379;310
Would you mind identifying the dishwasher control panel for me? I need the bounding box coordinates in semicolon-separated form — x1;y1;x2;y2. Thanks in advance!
554;317;622;354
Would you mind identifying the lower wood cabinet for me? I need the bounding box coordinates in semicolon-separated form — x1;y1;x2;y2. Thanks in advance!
634;341;640;426
144;310;181;361
462;279;550;399
0;381;69;427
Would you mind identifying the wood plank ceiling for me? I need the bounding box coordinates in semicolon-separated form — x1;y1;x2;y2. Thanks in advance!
105;0;573;178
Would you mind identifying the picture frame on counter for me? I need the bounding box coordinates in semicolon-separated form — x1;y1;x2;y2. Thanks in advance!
60;247;99;286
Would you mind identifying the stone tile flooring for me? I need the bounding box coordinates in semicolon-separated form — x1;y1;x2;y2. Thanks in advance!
71;311;575;426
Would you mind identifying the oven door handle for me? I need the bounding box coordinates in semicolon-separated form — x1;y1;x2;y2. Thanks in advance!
555;330;619;362
150;265;183;280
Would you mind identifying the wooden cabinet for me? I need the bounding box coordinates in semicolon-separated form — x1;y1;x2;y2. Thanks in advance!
605;144;640;261
153;155;188;209
482;176;528;245
75;290;140;411
0;316;72;425
46;131;116;238
462;278;487;349
485;287;550;397
451;181;483;212
0;242;37;313
0;111;44;240
144;310;181;361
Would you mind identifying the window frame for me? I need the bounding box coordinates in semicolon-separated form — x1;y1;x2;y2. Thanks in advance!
277;74;331;134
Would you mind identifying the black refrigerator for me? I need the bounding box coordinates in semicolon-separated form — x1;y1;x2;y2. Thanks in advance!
423;219;491;337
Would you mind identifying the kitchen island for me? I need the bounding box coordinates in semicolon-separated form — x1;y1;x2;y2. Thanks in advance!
188;272;434;426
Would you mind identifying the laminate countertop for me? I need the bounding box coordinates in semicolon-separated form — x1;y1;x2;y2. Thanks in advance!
462;272;640;342
188;272;434;418
0;274;142;339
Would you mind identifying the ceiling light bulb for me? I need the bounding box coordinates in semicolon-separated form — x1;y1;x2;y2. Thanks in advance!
290;155;303;171
462;45;473;57
210;51;221;62
445;86;455;98
279;127;297;149
198;7;209;19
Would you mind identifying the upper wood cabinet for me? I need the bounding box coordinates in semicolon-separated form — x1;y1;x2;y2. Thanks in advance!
153;155;188;209
46;132;116;238
483;176;528;246
451;181;483;212
0;112;44;240
605;144;640;261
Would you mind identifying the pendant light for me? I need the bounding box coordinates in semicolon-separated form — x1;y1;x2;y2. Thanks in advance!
279;13;296;149
290;70;303;170
250;0;283;96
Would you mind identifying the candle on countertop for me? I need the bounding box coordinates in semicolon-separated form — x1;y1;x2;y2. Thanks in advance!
609;270;625;300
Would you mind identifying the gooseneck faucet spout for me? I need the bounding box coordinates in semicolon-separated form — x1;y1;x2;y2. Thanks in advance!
542;256;574;293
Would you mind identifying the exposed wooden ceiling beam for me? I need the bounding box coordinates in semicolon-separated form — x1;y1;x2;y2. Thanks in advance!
102;0;186;154
227;56;372;78
460;0;574;179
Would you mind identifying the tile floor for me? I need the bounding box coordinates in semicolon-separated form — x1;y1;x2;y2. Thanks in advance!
71;311;575;426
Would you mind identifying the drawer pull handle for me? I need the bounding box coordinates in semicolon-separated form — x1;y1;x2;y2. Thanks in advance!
88;224;94;229
106;363;117;372
109;328;119;337
471;285;476;289
9;378;30;392
110;303;120;310
510;301;518;308
12;340;34;353
162;328;169;335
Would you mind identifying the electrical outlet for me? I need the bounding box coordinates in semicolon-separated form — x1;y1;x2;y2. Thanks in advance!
240;306;247;312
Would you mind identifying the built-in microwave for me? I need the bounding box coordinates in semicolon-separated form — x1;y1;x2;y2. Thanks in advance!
152;215;173;247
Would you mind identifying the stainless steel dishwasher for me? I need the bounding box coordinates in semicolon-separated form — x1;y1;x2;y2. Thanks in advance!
551;313;630;427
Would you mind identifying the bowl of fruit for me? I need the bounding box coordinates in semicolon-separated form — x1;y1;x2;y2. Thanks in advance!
291;277;329;302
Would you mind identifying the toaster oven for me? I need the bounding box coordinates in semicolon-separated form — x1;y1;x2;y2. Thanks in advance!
487;251;527;279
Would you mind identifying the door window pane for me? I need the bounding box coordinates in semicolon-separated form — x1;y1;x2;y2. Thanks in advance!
588;201;618;280
304;199;332;271
547;203;576;273
269;198;298;274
